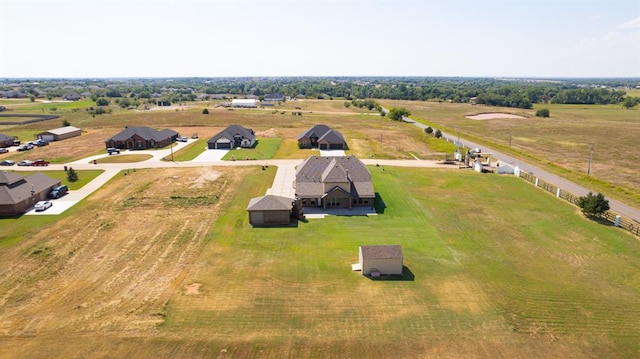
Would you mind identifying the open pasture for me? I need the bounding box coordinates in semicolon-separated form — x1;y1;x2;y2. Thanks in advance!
385;100;640;207
0;166;638;358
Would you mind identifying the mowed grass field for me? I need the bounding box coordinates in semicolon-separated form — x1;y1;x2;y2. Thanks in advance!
1;165;638;358
383;100;640;208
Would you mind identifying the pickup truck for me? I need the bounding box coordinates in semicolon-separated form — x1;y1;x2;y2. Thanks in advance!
107;147;120;155
31;159;50;166
17;143;34;152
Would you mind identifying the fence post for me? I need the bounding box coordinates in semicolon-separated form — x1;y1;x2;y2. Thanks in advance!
556;188;561;197
614;216;621;227
535;178;539;187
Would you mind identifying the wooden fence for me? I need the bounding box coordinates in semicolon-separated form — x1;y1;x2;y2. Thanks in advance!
517;170;640;237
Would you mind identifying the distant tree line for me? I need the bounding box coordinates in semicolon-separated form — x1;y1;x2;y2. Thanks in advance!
2;77;638;110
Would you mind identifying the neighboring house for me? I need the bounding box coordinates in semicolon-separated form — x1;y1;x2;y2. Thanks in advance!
0;134;16;148
63;93;81;101
0;171;61;216
246;195;294;226
231;99;257;108
297;124;347;150
36;126;82;142
264;93;286;102
207;125;256;149
0;91;26;99
295;155;374;209
358;245;403;277
105;126;178;150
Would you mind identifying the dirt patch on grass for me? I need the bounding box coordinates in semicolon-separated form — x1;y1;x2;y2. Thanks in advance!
185;283;202;295
433;277;488;314
466;113;527;120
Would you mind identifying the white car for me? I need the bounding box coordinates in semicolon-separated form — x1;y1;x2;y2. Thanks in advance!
17;160;33;166
34;201;53;212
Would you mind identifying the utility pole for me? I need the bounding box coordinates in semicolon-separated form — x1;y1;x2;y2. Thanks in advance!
587;143;595;176
509;130;512;148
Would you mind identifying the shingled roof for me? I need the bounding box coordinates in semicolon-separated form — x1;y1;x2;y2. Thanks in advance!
107;126;177;142
0;172;60;206
295;155;374;198
360;245;403;259
297;124;345;144
247;195;294;211
208;125;255;144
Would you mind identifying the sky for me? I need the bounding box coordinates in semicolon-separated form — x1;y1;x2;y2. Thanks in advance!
1;0;639;78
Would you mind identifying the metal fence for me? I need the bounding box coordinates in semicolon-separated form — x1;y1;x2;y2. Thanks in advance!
517;170;640;237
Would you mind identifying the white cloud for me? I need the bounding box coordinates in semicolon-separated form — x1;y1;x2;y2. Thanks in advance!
618;16;640;29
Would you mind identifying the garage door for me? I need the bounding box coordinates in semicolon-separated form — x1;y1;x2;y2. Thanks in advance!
41;135;55;142
329;143;343;149
216;142;231;149
319;143;328;150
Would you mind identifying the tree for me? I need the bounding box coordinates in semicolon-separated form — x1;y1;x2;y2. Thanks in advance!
434;129;442;138
62;119;71;127
388;107;411;121
202;108;209;114
535;108;550;117
66;167;79;182
622;97;640;109
96;98;109;106
577;192;610;217
425;126;433;134
343;101;350;108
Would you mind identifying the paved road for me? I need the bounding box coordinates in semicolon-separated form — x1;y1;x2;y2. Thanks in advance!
402;116;640;224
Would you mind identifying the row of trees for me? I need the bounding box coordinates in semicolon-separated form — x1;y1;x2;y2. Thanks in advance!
3;77;639;110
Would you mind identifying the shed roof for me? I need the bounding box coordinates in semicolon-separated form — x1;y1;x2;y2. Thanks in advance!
247;195;293;211
360;245;403;259
41;126;81;136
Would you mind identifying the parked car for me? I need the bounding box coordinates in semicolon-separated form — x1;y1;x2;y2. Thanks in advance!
34;201;53;212
177;136;188;142
17;143;34;151
0;148;8;153
107;147;120;155
31;159;50;166
17;160;33;166
33;139;49;147
49;185;69;199
0;160;15;166
12;139;21;146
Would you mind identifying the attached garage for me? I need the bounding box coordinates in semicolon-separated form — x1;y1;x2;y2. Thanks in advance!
358;245;403;277
247;195;294;226
209;138;232;149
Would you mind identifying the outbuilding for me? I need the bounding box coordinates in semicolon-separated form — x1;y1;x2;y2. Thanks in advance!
357;245;403;277
231;99;258;108
247;195;294;226
36;126;82;142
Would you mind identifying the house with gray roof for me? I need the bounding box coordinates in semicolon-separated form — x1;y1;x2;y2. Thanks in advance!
208;125;256;149
246;195;294;226
295;155;374;209
0;133;16;148
297;124;347;150
105;126;178;150
0;171;60;216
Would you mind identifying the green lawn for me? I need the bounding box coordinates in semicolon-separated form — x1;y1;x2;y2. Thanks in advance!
163;166;640;357
10;169;103;190
222;138;283;160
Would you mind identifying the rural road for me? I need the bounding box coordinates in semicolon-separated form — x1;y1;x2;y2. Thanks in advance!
401;116;640;224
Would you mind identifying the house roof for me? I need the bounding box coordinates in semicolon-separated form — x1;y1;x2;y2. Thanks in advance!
264;93;285;101
0;133;15;141
360;245;403;259
0;172;60;206
295;155;374;198
297;124;346;144
40;126;81;136
247;195;293;211
208;125;255;144
106;126;177;142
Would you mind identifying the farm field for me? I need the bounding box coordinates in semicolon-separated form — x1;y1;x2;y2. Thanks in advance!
384;100;640;208
0;165;638;358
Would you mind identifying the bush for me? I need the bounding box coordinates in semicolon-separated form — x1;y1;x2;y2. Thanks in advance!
202;108;209;114
535;108;550;117
66;167;79;182
425;126;433;134
434;129;442;138
577;192;610;216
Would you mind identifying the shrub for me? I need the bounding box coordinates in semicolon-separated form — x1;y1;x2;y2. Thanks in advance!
66;167;79;182
577;192;610;217
425;126;433;134
202;108;209;114
434;129;442;138
535;108;550;117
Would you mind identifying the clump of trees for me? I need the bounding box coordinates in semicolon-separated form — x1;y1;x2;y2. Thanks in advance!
535;108;550;117
622;97;640;109
388;107;410;121
577;192;610;217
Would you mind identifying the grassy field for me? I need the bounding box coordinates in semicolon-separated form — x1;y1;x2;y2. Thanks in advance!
0;165;638;358
383;100;640;208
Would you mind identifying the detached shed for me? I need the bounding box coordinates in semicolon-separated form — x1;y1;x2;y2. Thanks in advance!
247;195;294;226
358;245;403;276
37;126;81;142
